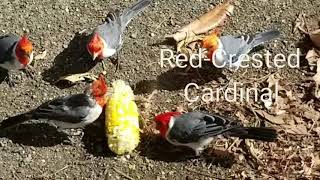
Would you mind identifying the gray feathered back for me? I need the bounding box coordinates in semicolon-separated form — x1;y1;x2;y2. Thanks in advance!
120;0;152;29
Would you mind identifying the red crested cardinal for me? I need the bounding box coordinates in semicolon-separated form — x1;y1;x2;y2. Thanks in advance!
0;34;34;86
87;0;152;70
202;29;280;69
155;112;277;156
0;74;108;133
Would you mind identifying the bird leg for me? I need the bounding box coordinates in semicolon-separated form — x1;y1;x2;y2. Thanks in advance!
110;52;121;73
101;61;107;71
24;65;36;78
4;72;15;87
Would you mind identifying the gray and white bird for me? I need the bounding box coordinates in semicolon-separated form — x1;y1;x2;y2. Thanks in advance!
155;111;277;156
0;74;108;133
202;29;280;69
0;35;34;86
87;0;152;67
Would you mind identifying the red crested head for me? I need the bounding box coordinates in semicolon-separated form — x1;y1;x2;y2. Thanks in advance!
15;36;33;66
202;29;221;60
87;33;104;61
154;112;182;138
91;73;108;107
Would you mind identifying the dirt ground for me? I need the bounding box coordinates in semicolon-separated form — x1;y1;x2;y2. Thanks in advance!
0;0;319;179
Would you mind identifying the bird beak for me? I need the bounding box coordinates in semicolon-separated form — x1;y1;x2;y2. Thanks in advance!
154;121;160;130
92;53;99;61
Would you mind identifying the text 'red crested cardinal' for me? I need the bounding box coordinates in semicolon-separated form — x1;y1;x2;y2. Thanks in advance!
155;111;277;156
0;74;108;132
87;0;152;69
202;29;280;69
0;34;34;86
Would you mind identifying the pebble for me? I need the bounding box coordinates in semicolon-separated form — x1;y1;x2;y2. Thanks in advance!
65;6;69;13
130;33;137;39
265;16;271;21
0;141;6;147
150;33;155;37
24;154;32;163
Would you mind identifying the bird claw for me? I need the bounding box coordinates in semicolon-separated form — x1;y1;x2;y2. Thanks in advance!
5;76;16;87
58;128;84;137
24;66;37;78
101;61;107;71
4;74;16;87
110;58;120;72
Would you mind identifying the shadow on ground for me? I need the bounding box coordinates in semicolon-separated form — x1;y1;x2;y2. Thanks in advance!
0;123;69;147
133;62;225;94
42;33;98;89
0;69;8;86
81;116;115;158
138;132;236;167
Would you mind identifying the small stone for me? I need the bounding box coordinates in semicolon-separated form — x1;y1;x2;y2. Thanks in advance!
265;16;271;21
0;141;6;147
130;33;137;39
125;154;131;159
24;154;32;163
150;33;155;37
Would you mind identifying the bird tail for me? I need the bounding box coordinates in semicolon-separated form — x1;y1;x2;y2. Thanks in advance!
121;0;152;27
0;113;32;130
228;127;277;141
251;29;280;47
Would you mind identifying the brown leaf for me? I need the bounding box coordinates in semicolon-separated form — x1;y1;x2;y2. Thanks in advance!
56;73;97;84
306;49;320;71
167;0;234;42
293;13;308;34
254;110;286;125
283;124;309;135
176;35;204;52
303;110;320;121
310;29;320;48
314;153;320;171
313;60;320;98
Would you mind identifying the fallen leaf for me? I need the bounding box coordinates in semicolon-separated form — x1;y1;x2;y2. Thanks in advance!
177;35;204;52
310;29;320;48
255;110;286;125
34;50;47;60
263;98;273;109
303;110;320;121
306;49;320;71
267;74;279;89
56;73;97;84
315;127;320;136
293;13;308;34
313;60;320;98
314;153;320;171
283;124;309;135
166;0;234;42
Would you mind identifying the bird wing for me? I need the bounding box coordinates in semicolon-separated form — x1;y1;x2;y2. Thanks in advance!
0;34;19;64
95;10;123;50
33;94;95;123
168;112;236;144
120;0;152;28
220;35;253;64
220;30;280;65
